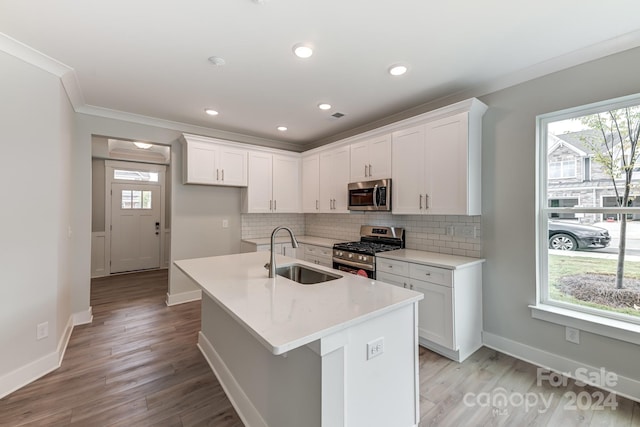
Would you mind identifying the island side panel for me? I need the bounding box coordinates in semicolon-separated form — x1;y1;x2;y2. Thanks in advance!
199;293;321;427
334;302;419;427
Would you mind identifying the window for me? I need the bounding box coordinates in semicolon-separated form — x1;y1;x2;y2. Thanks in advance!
548;160;576;179
114;169;159;182
121;190;152;209
538;93;640;326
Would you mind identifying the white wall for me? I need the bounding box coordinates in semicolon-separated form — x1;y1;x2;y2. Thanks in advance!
480;47;640;384
0;51;74;387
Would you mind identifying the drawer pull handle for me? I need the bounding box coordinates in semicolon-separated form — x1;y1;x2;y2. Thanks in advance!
425;272;431;276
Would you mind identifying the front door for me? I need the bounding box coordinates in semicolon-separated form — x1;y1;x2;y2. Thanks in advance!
110;183;161;273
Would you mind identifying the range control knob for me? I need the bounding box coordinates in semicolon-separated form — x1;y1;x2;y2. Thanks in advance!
348;253;353;259
358;255;363;261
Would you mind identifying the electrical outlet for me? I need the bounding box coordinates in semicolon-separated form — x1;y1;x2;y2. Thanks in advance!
222;219;229;228
565;326;580;344
367;337;384;360
37;322;49;340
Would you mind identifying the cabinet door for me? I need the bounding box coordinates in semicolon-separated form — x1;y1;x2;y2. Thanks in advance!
302;155;320;213
246;152;273;213
411;278;454;350
273;155;300;213
185;141;219;184
368;134;392;180
350;140;370;181
425;112;469;215
392;125;426;214
331;147;350;212
219;146;248;186
376;271;408;289
281;243;297;258
319;151;334;212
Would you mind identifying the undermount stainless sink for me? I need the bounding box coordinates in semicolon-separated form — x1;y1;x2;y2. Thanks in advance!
276;264;342;285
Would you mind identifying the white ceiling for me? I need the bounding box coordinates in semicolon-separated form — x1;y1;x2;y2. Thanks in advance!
2;0;640;147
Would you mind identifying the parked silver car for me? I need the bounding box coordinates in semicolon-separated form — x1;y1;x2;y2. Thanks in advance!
548;220;611;251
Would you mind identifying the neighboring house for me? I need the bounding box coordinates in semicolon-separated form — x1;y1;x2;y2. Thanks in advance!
547;129;640;222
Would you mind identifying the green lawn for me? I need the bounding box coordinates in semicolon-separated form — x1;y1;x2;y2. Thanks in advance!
548;254;640;317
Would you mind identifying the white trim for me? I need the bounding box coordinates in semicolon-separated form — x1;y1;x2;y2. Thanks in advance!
91;232;107;278
482;331;640;403
197;331;268;427
73;307;93;326
165;289;202;306
530;304;640;345
0;314;75;399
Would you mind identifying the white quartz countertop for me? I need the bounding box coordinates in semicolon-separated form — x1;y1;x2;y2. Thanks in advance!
241;235;346;247
174;252;422;355
377;249;485;270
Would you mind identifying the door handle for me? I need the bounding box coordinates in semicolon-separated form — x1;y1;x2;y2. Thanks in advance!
155;222;160;235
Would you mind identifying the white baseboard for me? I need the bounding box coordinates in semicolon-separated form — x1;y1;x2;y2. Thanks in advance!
73;307;93;326
198;331;267;427
165;289;201;306
482;331;640;403
0;314;75;400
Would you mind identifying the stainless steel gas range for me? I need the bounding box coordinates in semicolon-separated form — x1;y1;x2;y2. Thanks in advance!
332;225;405;279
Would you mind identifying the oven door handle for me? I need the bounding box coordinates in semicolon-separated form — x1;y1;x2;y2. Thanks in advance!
333;257;373;271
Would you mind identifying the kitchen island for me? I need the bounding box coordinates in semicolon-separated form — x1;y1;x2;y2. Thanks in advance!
175;251;423;427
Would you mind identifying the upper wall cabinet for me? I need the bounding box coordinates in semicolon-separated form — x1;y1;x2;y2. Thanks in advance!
302;154;320;213
319;146;350;213
391;98;487;215
242;152;300;213
350;134;392;182
181;134;248;186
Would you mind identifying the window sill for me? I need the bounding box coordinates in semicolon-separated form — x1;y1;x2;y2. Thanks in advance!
530;304;640;345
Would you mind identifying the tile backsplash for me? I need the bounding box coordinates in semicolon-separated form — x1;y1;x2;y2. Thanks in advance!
242;212;482;258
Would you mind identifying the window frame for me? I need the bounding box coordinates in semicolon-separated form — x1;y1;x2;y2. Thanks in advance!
548;159;577;179
536;92;640;337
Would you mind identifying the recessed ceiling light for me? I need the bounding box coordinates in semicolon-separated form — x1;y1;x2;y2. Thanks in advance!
389;64;408;76
208;56;226;66
293;43;313;59
205;109;219;116
133;142;153;149
277;126;288;132
318;103;332;110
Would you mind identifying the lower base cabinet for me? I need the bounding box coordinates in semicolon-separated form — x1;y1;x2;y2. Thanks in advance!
303;243;333;267
377;257;482;362
240;241;298;258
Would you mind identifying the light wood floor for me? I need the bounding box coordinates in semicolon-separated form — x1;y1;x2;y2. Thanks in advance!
1;270;638;426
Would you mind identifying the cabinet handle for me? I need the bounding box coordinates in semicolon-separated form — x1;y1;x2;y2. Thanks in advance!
410;284;414;290
274;200;277;211
316;200;319;210
425;193;429;209
425;272;431;276
222;169;225;181
364;164;368;177
419;194;423;209
403;283;407;288
217;169;220;181
270;200;273;211
369;164;372;176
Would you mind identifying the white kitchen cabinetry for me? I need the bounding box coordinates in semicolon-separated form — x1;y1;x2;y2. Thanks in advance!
319;146;350;213
301;154;320;213
350;134;392;181
391;98;486;215
181;135;248;186
242;152;300;213
304;244;333;267
240;241;298;258
376;256;482;362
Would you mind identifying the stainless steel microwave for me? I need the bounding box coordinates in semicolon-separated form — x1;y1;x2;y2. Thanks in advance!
348;179;391;211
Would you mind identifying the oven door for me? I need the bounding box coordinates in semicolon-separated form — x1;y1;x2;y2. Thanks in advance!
332;258;375;279
348;179;391;211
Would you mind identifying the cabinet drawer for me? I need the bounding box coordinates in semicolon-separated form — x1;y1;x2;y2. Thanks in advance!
376;258;409;277
376;271;409;289
409;263;452;287
304;244;332;258
305;254;332;268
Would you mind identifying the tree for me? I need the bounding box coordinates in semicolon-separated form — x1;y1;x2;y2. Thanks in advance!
580;106;640;289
